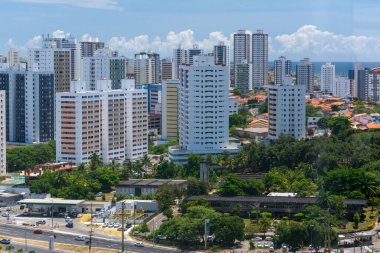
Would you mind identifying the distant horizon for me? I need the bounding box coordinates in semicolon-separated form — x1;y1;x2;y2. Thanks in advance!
1;0;380;61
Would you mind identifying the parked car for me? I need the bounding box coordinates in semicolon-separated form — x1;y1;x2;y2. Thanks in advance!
258;242;263;248
107;224;114;228
264;241;269;247
270;246;275;252
102;222;108;228
34;229;43;234
134;242;144;247
74;236;86;241
126;223;132;228
36;220;46;225
77;213;82;218
255;237;263;241
265;237;273;241
66;222;73;228
1;212;8;217
113;223;121;228
0;239;10;244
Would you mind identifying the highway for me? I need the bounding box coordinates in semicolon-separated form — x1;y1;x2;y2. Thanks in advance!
0;224;177;252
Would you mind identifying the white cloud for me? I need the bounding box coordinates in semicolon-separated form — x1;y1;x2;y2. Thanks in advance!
274;25;380;61
15;0;122;11
7;26;380;61
108;30;231;57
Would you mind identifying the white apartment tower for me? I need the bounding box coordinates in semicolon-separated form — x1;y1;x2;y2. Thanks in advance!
7;48;20;67
252;30;268;88
268;76;306;140
172;48;188;80
0;90;6;175
296;58;314;92
56;79;148;164
321;62;336;94
81;48;126;89
333;77;351;98
169;55;238;164
274;56;292;85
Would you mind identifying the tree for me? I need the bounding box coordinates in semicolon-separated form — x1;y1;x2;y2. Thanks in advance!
275;221;307;253
163;208;173;219
88;153;102;171
258;212;273;236
6;245;15;252
353;212;360;229
186;177;208;196
232;88;243;96
229;113;248;128
258;99;268;114
155;185;178;210
218;174;244;196
140;223;150;236
213;215;244;245
156;160;180;179
183;154;201;177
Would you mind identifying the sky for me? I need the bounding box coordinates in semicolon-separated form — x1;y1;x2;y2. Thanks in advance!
1;0;380;61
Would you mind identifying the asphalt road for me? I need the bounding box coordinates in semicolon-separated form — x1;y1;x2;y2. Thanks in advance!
0;224;177;253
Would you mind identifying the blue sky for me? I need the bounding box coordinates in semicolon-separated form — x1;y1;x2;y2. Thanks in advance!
1;0;380;61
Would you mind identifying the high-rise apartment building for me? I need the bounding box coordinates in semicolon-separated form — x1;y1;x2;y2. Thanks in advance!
162;80;179;141
235;62;252;93
274;56;292;85
56;79;148;164
81;48;126;90
357;68;380;102
233;30;251;84
252;30;268;88
172;46;204;79
172;48;188;80
128;52;160;84
321;62;335;94
333;77;351;98
169;55;238;164
0;66;55;144
79;41;105;58
268;76;306;140
0;90;6;176
42;34;77;81
296;58;314;92
213;42;228;66
28;48;71;92
161;58;173;81
7;48;20;67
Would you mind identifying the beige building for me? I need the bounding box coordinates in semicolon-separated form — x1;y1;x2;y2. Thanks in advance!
56;79;148;164
0;90;5;175
161;80;179;140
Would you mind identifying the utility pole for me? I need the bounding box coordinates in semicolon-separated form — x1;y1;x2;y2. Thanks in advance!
88;203;93;253
121;201;126;252
204;219;210;250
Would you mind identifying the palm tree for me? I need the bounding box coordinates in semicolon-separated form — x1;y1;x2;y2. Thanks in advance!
109;159;120;172
357;171;379;198
141;154;152;175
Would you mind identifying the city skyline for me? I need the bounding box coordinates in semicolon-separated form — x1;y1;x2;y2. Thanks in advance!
1;0;380;61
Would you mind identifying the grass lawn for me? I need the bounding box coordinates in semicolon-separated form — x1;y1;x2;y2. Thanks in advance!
335;207;377;233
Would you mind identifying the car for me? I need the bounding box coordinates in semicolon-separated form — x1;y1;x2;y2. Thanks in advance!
113;223;121;228
134;242;144;247
264;242;269;247
1;212;8;217
269;246;275;252
66;222;73;228
74;236;86;241
108;224;114;228
0;239;10;244
76;213;82;218
126;223;132;228
65;217;72;222
102;222;109;228
258;242;263;248
255;237;263;241
36;220;46;225
34;229;43;234
66;218;73;223
265;237;273;241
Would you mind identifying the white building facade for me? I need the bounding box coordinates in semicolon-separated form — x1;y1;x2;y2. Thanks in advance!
169;55;238;164
333;77;351;98
56;79;148;165
321;62;336;94
268;77;306;140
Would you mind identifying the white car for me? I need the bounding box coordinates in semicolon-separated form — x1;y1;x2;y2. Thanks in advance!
102;223;108;228
113;223;121;228
258;242;263;248
74;236;86;241
255;237;263;241
264;242;269;247
134;242;144;247
265;236;273;241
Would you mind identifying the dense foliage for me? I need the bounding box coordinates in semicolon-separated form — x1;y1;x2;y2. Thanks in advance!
6;141;56;172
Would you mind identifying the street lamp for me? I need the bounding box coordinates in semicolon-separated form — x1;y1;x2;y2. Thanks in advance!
121;201;126;252
309;224;314;252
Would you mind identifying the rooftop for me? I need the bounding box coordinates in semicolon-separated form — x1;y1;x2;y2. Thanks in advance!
117;179;187;188
18;198;85;206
